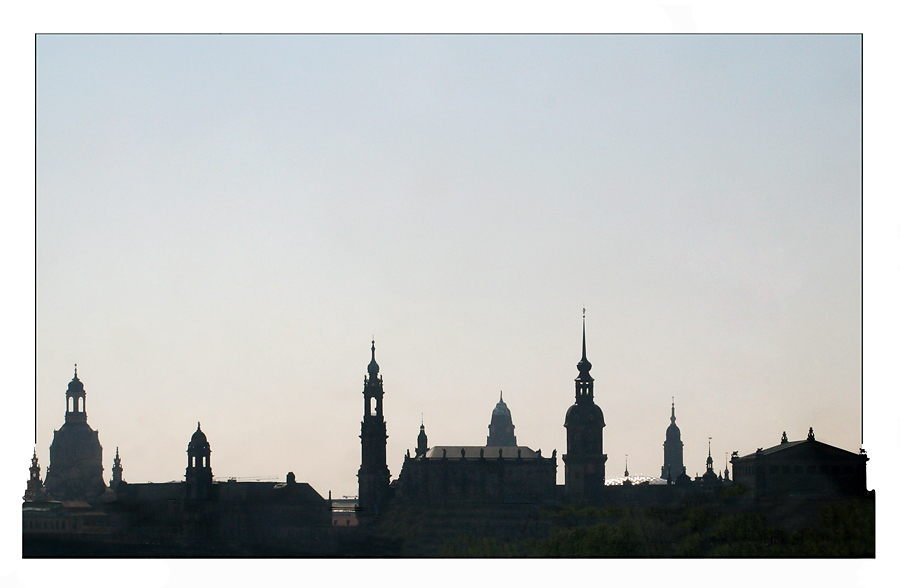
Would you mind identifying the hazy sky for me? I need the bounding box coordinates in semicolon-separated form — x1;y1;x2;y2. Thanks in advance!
33;34;862;498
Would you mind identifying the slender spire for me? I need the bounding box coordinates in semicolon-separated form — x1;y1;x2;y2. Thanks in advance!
74;363;78;379
671;397;676;423
499;390;503;402
577;309;592;376
581;309;587;362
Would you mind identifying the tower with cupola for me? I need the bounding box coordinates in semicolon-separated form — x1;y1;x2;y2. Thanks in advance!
44;366;107;501
185;423;214;500
563;313;607;501
358;340;391;517
661;399;684;482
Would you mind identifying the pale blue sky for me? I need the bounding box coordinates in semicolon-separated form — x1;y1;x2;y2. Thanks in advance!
34;34;862;498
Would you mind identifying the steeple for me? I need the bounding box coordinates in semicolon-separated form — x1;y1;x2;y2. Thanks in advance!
24;449;46;501
358;340;390;518
563;310;607;500
111;447;124;489
706;438;714;473
575;310;594;404
416;421;428;458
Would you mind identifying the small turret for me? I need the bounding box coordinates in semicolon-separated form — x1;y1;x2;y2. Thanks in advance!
24;449;47;502
110;447;124;490
416;420;429;458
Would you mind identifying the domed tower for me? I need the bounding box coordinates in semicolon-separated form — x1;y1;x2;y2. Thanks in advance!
661;399;684;481
486;391;517;447
44;366;107;501
563;313;607;501
185;423;214;500
358;340;391;518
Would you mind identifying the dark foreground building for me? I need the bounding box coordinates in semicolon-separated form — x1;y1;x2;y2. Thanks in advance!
25;328;873;557
731;428;869;501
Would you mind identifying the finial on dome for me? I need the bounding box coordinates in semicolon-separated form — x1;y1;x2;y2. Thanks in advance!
74;364;78;378
499;390;503;402
197;421;201;431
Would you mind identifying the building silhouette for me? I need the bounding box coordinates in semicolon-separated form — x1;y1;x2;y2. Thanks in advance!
563;316;607;501
730;428;868;500
44;367;107;502
109;448;124;491
24;450;48;502
24;322;873;557
357;340;391;518
661;399;684;483
185;423;214;500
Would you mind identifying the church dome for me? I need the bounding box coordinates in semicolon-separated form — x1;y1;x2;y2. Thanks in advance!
666;422;681;440
577;356;592;373
67;368;84;394
189;423;210;451
564;401;605;428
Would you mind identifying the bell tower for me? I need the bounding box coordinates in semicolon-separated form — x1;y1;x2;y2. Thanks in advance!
24;449;47;501
65;364;87;423
563;312;607;502
358;340;391;517
416;419;429;458
661;398;684;481
110;447;124;490
185;423;214;500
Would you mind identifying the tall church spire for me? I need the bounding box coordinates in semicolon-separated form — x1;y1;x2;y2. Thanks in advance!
564;311;607;501
575;310;594;403
358;340;390;518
